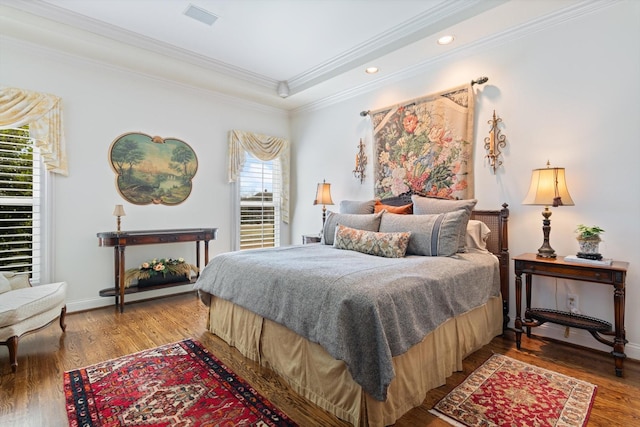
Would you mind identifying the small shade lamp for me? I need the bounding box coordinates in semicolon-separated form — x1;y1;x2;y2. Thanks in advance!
522;161;574;258
113;204;126;233
313;180;334;226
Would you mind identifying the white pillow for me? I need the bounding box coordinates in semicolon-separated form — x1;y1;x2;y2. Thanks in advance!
0;273;12;294
465;220;491;253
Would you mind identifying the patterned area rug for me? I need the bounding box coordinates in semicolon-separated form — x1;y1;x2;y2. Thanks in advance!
430;354;597;427
64;338;297;426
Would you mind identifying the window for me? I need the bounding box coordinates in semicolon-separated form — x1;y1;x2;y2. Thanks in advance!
0;126;43;282
237;153;281;250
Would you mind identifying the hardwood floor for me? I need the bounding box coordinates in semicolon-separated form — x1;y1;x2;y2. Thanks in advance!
1;292;638;426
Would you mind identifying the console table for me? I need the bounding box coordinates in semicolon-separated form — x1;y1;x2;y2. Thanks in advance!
513;253;628;376
97;228;218;312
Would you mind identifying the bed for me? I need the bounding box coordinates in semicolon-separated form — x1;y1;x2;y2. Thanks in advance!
195;194;509;426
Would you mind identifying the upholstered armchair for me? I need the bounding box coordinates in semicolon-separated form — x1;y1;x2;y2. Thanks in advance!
0;272;67;372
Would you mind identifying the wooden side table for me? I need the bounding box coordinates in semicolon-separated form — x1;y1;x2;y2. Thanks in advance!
513;253;628;376
302;234;321;244
97;228;218;312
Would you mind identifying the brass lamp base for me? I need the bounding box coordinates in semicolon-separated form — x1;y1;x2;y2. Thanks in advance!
536;207;556;258
536;246;557;259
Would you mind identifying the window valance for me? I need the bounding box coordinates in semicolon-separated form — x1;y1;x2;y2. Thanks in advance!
0;86;68;176
228;129;290;223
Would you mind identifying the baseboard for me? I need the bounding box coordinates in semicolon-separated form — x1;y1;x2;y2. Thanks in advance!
66;284;196;313
516;322;639;362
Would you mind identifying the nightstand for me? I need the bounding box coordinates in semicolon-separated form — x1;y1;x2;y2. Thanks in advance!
513;253;629;377
302;234;321;244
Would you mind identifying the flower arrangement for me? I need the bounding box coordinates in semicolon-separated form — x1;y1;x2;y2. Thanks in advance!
124;257;198;287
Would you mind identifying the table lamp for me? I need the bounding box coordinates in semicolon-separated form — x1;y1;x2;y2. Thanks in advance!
113;204;126;233
522;161;574;258
313;180;334;227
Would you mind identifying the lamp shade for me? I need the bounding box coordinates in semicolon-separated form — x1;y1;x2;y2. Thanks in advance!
522;166;574;207
113;204;126;216
313;181;334;206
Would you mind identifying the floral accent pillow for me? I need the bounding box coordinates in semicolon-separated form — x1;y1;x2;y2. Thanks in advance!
334;224;411;258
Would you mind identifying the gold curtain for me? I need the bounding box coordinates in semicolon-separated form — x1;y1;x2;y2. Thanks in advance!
228;129;290;223
0;86;68;176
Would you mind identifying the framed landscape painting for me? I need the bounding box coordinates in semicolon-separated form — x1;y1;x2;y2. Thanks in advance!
109;132;198;205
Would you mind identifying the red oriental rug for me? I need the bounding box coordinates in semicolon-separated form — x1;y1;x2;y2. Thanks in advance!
430;354;597;427
64;338;297;426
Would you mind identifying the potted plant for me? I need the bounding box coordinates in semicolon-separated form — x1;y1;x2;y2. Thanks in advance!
124;257;198;288
575;224;604;258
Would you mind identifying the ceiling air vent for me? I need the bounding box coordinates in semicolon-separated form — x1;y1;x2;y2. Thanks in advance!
183;4;218;26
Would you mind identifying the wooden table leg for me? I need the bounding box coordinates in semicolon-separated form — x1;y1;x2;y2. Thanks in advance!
117;246;126;313
525;273;532;338
612;282;626;376
113;247;120;309
515;270;523;350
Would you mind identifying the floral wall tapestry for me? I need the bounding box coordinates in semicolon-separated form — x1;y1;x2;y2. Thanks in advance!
372;84;474;200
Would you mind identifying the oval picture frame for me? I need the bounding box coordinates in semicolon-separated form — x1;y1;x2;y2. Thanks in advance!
109;132;198;205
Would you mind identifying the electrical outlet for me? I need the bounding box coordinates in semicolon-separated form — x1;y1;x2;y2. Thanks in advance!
567;293;579;312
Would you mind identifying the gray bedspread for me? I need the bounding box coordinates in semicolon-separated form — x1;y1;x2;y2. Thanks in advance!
193;244;500;401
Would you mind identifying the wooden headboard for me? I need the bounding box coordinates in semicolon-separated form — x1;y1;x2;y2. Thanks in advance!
380;193;510;331
471;205;510;331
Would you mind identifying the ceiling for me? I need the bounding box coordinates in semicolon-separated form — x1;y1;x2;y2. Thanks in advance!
1;0;589;111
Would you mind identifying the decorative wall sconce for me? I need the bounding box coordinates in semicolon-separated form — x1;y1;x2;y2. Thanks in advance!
484;110;506;173
353;139;367;184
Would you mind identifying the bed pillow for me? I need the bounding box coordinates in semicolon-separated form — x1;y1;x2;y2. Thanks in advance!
379;210;469;256
334;224;411;258
411;195;477;252
339;199;375;214
0;273;11;294
322;211;383;245
466;220;491;253
374;200;413;214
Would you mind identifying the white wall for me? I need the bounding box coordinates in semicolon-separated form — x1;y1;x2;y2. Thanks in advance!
290;2;640;360
0;39;290;311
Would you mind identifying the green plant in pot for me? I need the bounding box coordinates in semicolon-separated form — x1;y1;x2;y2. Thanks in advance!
575;224;604;259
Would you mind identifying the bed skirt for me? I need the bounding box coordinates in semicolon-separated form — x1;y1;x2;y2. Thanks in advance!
204;294;503;426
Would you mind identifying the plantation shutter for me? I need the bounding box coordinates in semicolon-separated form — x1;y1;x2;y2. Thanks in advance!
0;126;41;280
238;153;281;250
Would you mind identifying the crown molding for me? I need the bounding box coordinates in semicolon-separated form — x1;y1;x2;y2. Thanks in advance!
287;0;507;93
1;0;277;89
1;34;288;117
3;0;508;94
292;0;616;115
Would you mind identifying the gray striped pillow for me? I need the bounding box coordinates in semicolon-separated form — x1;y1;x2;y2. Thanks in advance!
379;210;468;256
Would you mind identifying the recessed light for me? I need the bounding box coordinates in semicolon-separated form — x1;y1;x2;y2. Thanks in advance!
437;35;454;45
365;67;379;74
